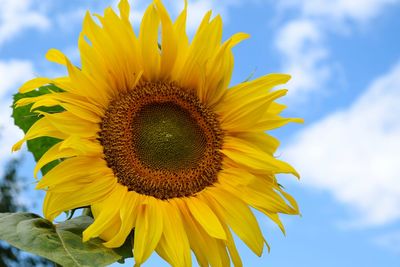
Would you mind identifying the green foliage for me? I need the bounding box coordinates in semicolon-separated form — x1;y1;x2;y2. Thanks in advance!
12;85;64;175
0;158;53;266
0;213;129;266
9;87;134;266
0;159;21;214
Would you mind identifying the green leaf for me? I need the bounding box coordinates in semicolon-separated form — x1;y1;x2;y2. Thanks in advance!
114;230;134;263
0;212;129;267
12;85;64;175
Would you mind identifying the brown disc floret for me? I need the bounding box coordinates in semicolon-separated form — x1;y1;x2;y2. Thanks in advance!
100;82;224;199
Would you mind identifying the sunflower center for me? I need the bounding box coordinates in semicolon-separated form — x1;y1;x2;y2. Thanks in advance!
132;102;207;170
100;82;223;199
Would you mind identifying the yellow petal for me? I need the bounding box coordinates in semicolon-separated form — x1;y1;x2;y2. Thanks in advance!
45;49;67;65
155;0;178;80
139;4;160;81
234;131;280;155
264;212;286;235
218;89;288;132
65;59;110;107
44;177;116;221
228;73;291;99
170;1;189;81
43;111;99;138
36;156;111;190
222;136;299;177
59;135;102;155
97;7;141;91
15;94;52;108
219;170;299;215
200;32;250;106
12;117;67;152
33;141;77;178
92;200;122;242
78;32;113;95
177;198;228;267
118;0;130;21
215;240;231;267
215;73;291;129
269;102;287;115
277;186;300;214
222;224;242;267
254;116;304;131
178;13;223;90
203;188;265;256
55;92;105;117
103;192;140;248
82;12;129;97
186;197;226;240
60;103;101;123
177;205;208;267
30;99;60;111
134;197;163;265
19;77;52;93
83;185;127;242
155;201;191;267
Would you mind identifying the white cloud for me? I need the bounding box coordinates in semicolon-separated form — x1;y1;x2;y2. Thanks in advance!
284;61;400;227
280;0;400;23
55;8;86;32
275;19;330;97
0;60;35;176
51;0;241;41
0;0;50;46
174;0;242;33
134;0;244;33
186;1;216;32
0;60;34;99
121;0;243;34
274;0;400;99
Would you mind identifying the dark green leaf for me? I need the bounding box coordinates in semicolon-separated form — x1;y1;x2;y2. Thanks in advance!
114;231;134;262
0;213;127;267
12;85;64;175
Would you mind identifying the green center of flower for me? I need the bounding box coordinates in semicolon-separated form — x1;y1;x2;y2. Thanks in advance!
100;82;223;199
132;102;207;171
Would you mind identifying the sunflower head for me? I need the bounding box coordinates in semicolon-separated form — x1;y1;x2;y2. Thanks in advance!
14;0;302;266
100;81;224;200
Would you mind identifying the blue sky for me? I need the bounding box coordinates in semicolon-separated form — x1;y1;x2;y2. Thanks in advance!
0;0;400;266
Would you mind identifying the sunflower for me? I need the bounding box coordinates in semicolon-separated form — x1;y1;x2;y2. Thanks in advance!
13;0;301;266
